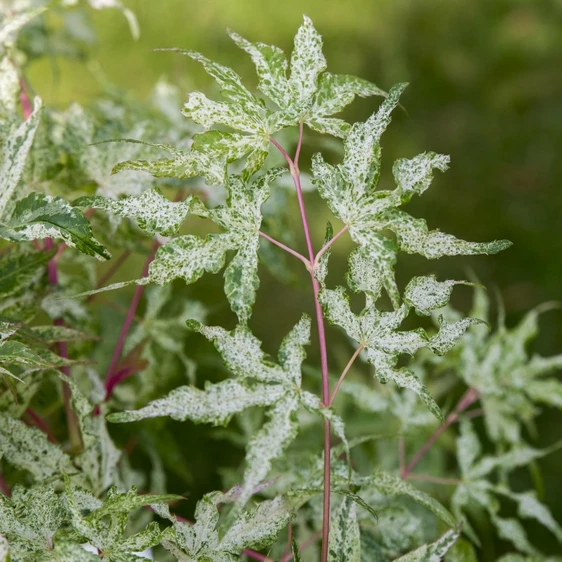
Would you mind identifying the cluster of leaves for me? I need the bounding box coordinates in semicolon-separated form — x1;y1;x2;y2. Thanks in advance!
1;4;561;562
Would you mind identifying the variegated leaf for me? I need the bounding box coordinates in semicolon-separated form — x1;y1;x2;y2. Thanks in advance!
0;193;110;261
393;529;459;562
328;497;361;562
73;188;207;236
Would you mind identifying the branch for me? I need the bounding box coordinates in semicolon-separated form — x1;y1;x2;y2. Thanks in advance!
401;387;480;478
103;241;158;393
329;344;364;406
258;231;310;268
271;122;332;562
44;238;81;451
314;224;349;269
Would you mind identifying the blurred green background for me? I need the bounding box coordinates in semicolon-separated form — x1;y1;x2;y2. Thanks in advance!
25;0;562;557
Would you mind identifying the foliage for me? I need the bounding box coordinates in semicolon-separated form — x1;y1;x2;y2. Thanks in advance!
0;4;560;562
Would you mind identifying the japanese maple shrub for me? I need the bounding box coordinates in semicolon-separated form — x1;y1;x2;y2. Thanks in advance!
1;5;562;562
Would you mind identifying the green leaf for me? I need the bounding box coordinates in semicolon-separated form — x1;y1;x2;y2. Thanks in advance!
73;188;207;236
328;497;361;562
393;529;459;562
0;413;75;481
0;193;110;261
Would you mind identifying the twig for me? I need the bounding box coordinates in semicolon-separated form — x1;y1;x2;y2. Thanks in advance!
103;241;158;392
271;122;333;562
24;408;57;443
258;231;310;268
44;238;81;451
0;472;10;496
314;224;349;269
402;387;480;478
329;344;364;406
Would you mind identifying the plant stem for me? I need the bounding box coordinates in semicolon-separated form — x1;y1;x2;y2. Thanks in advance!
44;238;82;451
103;241;158;390
402;387;480;478
24;408;57;443
314;224;349;268
271;122;332;562
258;231;310;268
329;344;364;406
0;472;10;496
19;78;32;120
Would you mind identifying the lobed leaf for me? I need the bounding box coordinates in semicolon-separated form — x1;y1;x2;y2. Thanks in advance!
73;188;206;236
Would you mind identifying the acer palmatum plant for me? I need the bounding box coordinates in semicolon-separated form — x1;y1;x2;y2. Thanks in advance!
1;4;562;562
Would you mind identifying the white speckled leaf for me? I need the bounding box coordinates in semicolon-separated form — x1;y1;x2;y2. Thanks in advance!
108;379;284;426
497;489;562;544
240;394;300;506
429;316;484;355
0;57;19;118
0;485;65;560
289;15;326;107
0;413;75;481
491;516;540;556
0;97;42;219
393;152;450;203
313;73;386;120
228;30;290;107
404;275;472;316
328;497;360;562
394;529;459;562
64;482;176;560
342;83;406;197
220;496;292;552
0;7;46;49
64;377;122;495
383;208;511;260
224;235;260;324
73;189;206;236
319;284;442;420
0;193;110;261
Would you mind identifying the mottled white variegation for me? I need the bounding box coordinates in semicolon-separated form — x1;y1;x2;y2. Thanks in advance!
73;188;207;236
110;315;347;508
320;251;482;419
158;491;291;560
328;497;360;562
312;83;510;307
393;529;459;561
0;94;42;218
